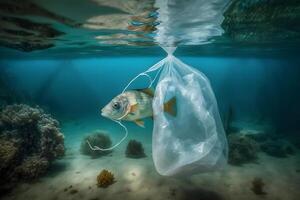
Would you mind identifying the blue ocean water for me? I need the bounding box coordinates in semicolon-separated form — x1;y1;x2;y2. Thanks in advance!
2;56;300;129
1;0;300;199
1;53;300;200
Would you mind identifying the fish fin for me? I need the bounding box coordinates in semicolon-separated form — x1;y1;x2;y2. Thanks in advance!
130;104;138;113
163;97;177;117
136;88;154;97
134;119;145;128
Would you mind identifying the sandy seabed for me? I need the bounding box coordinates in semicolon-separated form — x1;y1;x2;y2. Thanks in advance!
2;118;300;200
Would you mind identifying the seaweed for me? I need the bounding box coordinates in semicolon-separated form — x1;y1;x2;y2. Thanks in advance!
125;139;146;159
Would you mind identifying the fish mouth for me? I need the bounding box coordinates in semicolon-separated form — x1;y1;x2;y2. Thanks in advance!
101;112;114;120
101;112;109;119
100;108;110;119
100;108;107;117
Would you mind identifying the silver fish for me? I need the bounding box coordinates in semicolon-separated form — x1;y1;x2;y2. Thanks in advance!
101;88;176;127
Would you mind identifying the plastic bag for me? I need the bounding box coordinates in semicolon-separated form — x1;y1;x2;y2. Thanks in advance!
150;48;227;176
93;46;227;176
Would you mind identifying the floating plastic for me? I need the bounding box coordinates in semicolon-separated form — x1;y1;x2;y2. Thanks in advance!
93;46;228;176
150;47;227;176
90;0;229;175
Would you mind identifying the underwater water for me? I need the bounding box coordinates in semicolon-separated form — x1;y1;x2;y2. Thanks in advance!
1;0;300;200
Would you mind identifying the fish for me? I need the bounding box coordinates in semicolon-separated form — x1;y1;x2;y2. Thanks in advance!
101;88;176;128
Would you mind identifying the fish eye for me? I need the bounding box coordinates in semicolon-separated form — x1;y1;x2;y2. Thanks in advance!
112;102;121;110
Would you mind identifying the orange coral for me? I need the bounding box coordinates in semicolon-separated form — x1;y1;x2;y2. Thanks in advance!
97;169;115;188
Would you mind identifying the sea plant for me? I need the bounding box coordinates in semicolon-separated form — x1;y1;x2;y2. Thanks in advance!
97;169;115;188
125;139;146;158
80;131;112;158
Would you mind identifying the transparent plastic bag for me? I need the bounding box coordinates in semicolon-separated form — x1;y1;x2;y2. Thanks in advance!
93;47;227;176
151;49;228;176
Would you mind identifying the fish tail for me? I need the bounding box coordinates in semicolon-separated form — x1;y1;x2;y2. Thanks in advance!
163;97;177;116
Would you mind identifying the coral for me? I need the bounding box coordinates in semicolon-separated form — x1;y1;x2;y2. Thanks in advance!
125;139;146;158
37;114;65;160
228;134;259;165
0;104;64;161
251;177;266;195
260;140;295;158
15;156;49;180
80;131;112;158
0;139;19;172
97;169;115;188
0;104;41;126
0;104;65;194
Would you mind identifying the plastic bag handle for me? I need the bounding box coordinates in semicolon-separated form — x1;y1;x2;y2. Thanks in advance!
122;57;167;93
